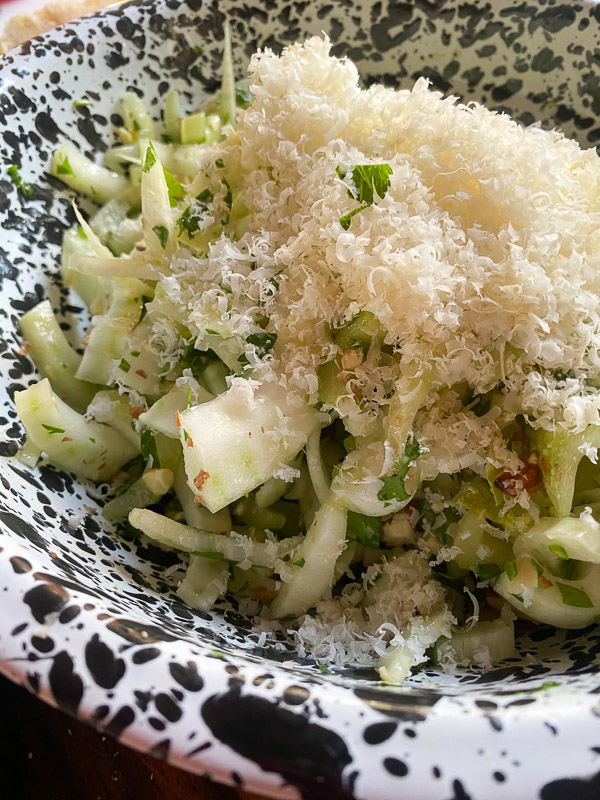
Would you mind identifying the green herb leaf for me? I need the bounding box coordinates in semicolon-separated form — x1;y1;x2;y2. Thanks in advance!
215;158;225;169
41;423;65;435
418;498;436;528
56;156;74;176
347;511;382;548
246;331;277;353
163;168;185;207
143;144;157;173
477;563;501;580
549;544;569;560
197;188;214;205
7;165;34;198
73;99;90;108
235;85;253;107
339;204;368;231
177;206;201;238
377;440;424;504
293;558;306;568
556;582;593;608
130;350;140;358
186;388;193;409
349;163;393;204
118;358;131;373
140;429;160;467
152;225;169;249
222;178;232;210
505;560;518;581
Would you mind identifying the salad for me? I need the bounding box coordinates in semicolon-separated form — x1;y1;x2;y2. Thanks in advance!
13;32;600;682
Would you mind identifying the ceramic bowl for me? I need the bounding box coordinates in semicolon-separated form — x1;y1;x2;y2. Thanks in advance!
1;1;600;798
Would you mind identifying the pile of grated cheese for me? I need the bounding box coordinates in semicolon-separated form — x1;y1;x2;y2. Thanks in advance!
157;36;600;668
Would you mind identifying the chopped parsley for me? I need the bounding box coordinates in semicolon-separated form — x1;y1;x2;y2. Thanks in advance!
177;206;201;238
118;358;131;373
215;158;225;168
73;99;90;108
140;429;160;467
56;156;74;176
347;511;382;549
504;560;518;581
143;144;157;173
235;85;253;106
41;423;65;435
196;187;214;204
163;168;185;207
336;163;393;230
152;225;169;249
7;165;34;198
477;563;501;581
377;440;424;504
293;558;306;568
549;544;569;560
556;582;593;608
246;331;277;353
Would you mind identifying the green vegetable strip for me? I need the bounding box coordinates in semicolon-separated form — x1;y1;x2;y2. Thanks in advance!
306;428;330;504
165;90;181;143
103;468;174;522
75;278;148;385
87;390;141;450
15;378;138;481
220;20;237;127
61;226;112;314
51;142;138;206
271;498;348;619
19;300;99;413
128;508;288;566
120;91;154;139
177;554;229;612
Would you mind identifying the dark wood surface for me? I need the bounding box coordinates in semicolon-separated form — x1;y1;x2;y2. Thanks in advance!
0;674;272;800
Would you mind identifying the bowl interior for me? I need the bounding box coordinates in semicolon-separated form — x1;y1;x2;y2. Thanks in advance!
1;1;600;796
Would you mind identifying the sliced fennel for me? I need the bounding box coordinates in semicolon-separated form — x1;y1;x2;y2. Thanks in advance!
15;379;138;481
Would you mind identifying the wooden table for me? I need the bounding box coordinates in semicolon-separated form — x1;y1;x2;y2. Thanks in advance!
0;674;271;800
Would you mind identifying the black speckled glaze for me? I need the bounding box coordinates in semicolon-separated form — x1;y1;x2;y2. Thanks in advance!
1;1;600;798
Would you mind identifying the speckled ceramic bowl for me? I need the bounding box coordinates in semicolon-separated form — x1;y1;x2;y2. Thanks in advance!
1;1;600;798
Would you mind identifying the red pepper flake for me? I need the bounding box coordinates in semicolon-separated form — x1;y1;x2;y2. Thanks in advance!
194;470;210;492
540;575;554;589
97;462;106;471
135;369;148;379
17;341;31;356
260;426;265;434
494;461;541;497
61;436;73;442
186;436;194;448
248;431;252;438
175;411;183;428
129;406;147;419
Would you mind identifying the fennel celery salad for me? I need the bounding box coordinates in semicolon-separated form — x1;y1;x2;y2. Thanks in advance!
13;32;600;681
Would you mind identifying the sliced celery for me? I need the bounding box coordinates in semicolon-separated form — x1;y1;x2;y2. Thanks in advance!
15;379;138;481
89;199;142;255
220;19;236;127
180;112;222;145
141;142;175;258
120;91;154;139
103;468;174;522
177;554;229;612
61;225;112;313
51;142;137;206
165;90;181;143
75;278;148;386
19;300;99;413
270;498;347;619
173;462;231;533
129;508;286;566
88;390;140;449
434;618;515;667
